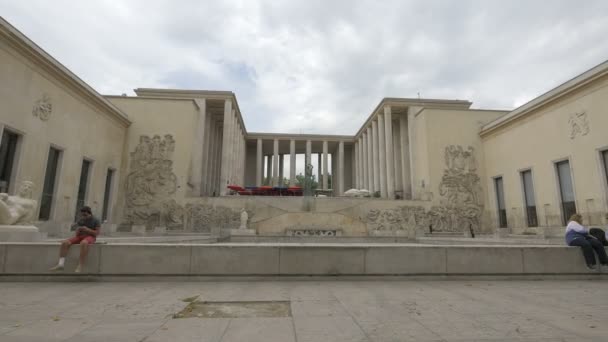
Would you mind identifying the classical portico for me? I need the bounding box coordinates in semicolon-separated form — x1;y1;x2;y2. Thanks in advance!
244;134;353;195
160;93;474;199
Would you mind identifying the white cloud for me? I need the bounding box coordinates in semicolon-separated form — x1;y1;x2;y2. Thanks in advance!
2;0;607;134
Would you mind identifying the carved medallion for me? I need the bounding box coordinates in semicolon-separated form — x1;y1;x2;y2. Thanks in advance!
32;94;52;121
568;111;589;139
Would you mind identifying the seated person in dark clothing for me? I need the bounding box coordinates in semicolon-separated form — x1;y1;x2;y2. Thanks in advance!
565;213;608;270
589;228;608;246
50;206;101;273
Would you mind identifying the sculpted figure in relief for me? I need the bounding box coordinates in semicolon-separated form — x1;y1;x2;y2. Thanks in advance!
239;208;248;229
0;181;38;225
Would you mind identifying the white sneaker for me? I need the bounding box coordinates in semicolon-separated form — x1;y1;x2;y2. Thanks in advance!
49;265;64;271
74;265;82;273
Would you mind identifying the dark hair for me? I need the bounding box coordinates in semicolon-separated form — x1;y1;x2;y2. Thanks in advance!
80;206;92;214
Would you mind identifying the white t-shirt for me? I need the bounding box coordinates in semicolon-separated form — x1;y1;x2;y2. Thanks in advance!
565;221;587;234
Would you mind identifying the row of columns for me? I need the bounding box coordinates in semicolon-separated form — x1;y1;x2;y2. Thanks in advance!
190;99;226;197
254;139;345;194
354;105;408;199
190;98;409;198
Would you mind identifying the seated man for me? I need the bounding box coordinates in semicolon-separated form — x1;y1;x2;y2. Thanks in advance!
50;206;101;273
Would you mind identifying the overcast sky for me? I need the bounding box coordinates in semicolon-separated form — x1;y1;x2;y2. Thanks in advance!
2;0;608;135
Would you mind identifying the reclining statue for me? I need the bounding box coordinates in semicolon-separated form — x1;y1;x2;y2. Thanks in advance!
0;181;38;225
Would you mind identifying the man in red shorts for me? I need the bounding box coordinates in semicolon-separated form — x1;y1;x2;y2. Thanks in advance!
50;206;101;273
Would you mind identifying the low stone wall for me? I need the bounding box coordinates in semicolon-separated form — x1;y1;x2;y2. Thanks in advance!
0;243;606;277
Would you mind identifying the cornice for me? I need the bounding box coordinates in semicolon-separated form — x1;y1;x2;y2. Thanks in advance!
133;88;247;134
246;132;355;142
480;59;608;138
354;97;472;138
0;17;131;126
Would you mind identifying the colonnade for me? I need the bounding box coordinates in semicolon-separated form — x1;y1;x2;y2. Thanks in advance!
354;105;411;199
253;139;346;195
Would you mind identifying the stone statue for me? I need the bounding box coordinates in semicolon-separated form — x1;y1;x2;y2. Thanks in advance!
239;208;248;229
0;181;38;225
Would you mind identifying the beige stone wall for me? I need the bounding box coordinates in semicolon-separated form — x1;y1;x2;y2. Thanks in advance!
411;108;506;233
424;109;506;196
106;97;199;227
0;38;128;230
482;75;608;231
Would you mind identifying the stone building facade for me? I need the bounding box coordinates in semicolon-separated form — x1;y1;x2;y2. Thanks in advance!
1;18;607;236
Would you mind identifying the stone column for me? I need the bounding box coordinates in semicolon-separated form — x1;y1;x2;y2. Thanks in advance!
279;154;284;186
207;119;219;196
214;124;223;195
358;137;364;189
351;145;356;190
399;112;411;198
188;98;207;196
338;141;344;195
273;139;279;186
384;105;395;199
378;113;387;198
371;120;380;194
256;138;263;187
354;142;359;189
317;153;322;187
305;140;312;166
408;108;418;198
393;119;403;194
322;141;329;190
220;100;233;195
229;109;237;185
234;112;239;184
366;127;374;194
289;139;296;186
238;125;243;185
203;108;214;195
234;121;239;185
362;134;368;190
266;155;272;185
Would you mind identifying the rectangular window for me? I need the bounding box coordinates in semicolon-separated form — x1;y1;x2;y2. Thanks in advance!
75;159;92;220
0;129;19;193
556;160;576;224
39;147;61;220
521;170;538;227
494;177;507;228
102;168;114;222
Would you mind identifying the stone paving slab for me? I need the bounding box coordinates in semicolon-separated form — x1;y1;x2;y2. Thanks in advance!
0;280;606;341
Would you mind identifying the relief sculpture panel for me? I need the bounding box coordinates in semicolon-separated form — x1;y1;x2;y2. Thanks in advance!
184;204;244;233
124;134;181;229
428;145;483;232
366;145;483;234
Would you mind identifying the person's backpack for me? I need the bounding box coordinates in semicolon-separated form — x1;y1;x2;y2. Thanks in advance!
589;227;608;246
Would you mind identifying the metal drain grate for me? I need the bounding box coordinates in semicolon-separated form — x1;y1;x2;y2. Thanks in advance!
174;301;292;318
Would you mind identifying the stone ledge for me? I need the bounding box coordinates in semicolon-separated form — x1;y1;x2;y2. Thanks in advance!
0;243;605;276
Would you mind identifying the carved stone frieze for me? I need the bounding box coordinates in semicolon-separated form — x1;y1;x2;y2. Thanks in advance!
184;204;243;232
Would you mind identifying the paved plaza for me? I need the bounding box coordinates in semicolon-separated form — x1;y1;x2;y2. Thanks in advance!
0;280;607;341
